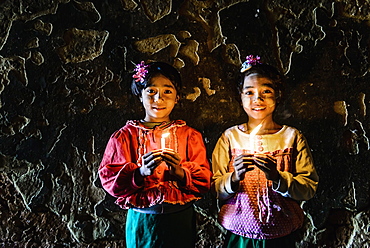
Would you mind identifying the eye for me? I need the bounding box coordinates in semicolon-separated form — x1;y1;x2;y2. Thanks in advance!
145;88;156;94
262;88;274;94
242;90;254;96
164;89;174;94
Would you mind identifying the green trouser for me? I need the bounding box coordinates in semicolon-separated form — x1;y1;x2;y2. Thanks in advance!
224;231;296;248
125;206;196;248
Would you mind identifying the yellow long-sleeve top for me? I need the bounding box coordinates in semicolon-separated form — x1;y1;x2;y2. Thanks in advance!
212;124;319;239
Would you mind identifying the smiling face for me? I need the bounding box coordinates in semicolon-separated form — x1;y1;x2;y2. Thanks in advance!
241;74;277;124
141;75;179;122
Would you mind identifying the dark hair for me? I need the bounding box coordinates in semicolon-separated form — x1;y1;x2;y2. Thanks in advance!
131;61;182;97
237;63;285;103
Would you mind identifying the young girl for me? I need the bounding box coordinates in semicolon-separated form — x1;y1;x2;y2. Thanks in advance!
99;61;212;248
212;55;319;248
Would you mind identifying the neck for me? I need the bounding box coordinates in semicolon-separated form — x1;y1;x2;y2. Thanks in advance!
247;118;280;134
143;116;170;123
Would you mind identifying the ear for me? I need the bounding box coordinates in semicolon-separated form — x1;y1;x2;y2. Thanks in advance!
139;97;143;102
175;95;180;104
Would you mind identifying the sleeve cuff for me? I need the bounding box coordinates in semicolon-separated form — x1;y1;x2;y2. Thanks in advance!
272;177;281;191
224;173;235;195
131;169;144;189
181;167;192;189
272;171;290;197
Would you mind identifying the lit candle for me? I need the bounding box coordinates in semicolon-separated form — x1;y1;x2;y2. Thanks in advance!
161;131;170;149
249;122;263;153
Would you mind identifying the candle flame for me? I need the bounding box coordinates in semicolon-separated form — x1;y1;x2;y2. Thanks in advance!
162;132;170;139
250;123;263;136
161;131;170;149
249;121;264;152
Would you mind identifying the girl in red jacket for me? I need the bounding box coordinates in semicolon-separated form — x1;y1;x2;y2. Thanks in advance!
99;61;212;248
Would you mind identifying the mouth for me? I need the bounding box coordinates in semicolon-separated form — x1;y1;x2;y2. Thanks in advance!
153;106;166;111
252;106;266;111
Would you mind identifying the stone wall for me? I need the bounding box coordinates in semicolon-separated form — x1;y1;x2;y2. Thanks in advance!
0;0;369;247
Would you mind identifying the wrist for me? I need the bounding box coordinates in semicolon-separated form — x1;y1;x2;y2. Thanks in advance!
175;168;185;181
231;171;240;183
134;168;144;185
271;171;280;183
230;172;240;192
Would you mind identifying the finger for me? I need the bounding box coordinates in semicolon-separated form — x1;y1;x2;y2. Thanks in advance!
235;156;252;165
143;149;161;157
254;157;270;168
254;161;270;172
163;157;181;169
163;151;181;164
152;151;164;158
234;156;251;168
162;148;175;153
164;160;177;169
243;154;255;160
233;157;245;167
239;161;253;170
254;154;276;164
162;151;180;161
163;157;180;167
234;164;252;176
146;157;163;169
144;151;163;162
143;151;163;162
265;155;276;164
254;156;277;171
242;157;254;165
238;167;254;176
254;156;271;164
234;154;249;162
233;161;245;171
162;150;180;161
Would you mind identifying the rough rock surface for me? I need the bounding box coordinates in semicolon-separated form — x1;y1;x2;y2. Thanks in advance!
1;0;370;247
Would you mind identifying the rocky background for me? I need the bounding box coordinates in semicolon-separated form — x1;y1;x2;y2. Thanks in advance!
0;0;370;247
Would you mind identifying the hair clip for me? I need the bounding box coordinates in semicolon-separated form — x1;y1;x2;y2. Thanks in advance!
133;61;149;84
240;55;262;73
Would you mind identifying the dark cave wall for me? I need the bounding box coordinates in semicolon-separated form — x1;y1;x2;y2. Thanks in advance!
0;0;370;247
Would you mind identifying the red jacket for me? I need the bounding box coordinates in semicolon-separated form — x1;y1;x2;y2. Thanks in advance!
99;120;212;209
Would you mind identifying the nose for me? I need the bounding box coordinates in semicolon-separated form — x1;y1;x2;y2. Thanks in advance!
253;93;264;102
153;92;163;102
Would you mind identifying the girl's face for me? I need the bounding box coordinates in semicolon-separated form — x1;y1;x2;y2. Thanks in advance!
141;75;179;122
241;74;276;123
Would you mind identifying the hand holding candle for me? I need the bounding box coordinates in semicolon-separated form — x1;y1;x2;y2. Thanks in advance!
231;154;254;190
139;150;163;177
253;154;280;182
162;149;184;180
159;130;184;180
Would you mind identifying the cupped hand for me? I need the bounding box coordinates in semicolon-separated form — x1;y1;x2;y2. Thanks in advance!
231;154;254;190
253;154;280;182
139;149;163;177
161;149;185;180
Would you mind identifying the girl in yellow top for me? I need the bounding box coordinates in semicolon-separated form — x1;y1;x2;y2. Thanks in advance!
212;55;319;248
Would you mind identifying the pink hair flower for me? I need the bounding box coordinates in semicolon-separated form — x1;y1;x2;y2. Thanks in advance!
241;55;262;72
133;61;149;84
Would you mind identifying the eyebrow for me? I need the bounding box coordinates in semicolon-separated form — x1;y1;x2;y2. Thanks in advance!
243;83;274;90
147;83;175;88
164;84;175;88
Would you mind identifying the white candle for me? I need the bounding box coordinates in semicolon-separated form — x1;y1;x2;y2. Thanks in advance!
161;131;170;149
249;122;263;153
